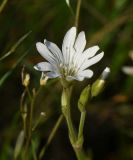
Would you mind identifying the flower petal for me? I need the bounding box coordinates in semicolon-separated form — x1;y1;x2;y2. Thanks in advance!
77;69;93;78
66;75;84;81
44;39;63;63
79;52;104;71
34;62;54;72
74;31;86;53
75;46;100;68
73;31;86;66
36;42;57;65
45;72;60;78
83;46;99;59
62;27;76;64
74;76;85;81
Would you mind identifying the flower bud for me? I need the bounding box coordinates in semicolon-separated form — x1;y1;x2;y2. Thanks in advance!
23;73;30;87
91;67;110;97
40;112;46;116
78;85;91;112
40;73;48;86
21;67;30;87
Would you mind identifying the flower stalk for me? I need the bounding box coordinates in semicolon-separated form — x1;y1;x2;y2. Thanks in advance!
61;85;87;160
75;0;82;29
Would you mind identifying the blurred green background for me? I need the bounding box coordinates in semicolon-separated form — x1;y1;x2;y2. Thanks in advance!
0;0;133;160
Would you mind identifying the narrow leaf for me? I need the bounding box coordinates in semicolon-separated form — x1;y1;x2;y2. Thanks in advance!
65;0;70;6
0;31;32;61
0;49;29;87
14;130;25;159
0;0;8;14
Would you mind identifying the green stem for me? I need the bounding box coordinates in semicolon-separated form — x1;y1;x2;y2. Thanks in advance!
75;149;87;160
39;114;64;160
26;86;32;101
24;86;41;159
75;0;82;29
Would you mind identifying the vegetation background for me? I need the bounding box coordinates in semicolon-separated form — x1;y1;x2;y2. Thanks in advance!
0;0;133;160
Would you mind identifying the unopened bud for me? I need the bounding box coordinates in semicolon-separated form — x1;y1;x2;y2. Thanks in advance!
91;67;110;97
21;66;30;87
78;85;91;112
101;67;110;80
23;74;30;87
40;73;48;86
40;112;46;116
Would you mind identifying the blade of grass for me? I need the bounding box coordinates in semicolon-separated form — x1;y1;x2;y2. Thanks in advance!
0;31;32;61
65;0;74;16
0;49;30;87
0;0;8;14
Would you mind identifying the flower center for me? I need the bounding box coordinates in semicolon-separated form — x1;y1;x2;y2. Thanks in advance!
59;63;77;78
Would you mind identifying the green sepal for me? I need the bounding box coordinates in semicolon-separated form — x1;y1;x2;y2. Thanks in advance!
78;85;91;112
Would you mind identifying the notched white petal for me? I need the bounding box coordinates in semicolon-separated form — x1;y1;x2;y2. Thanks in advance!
62;27;76;64
82;46;100;59
80;52;104;71
74;31;86;53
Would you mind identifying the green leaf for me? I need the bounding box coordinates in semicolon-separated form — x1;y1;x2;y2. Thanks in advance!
0;49;29;87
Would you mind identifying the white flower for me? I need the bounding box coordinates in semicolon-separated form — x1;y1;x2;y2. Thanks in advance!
34;27;104;81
